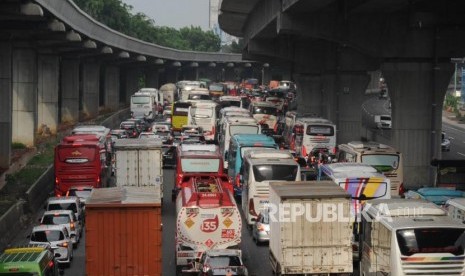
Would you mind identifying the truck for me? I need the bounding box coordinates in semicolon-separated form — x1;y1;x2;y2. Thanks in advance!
175;175;241;273
374;114;391;129
54;134;109;195
86;187;162;276
130;88;162;120
268;181;353;275
113;139;164;200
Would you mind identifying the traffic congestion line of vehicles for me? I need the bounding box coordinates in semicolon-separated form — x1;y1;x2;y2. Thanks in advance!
2;79;465;276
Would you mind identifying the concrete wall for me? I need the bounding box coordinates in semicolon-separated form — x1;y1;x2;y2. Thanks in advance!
37;55;59;135
12;49;36;146
61;59;80;124
104;66;120;111
0;43;12;168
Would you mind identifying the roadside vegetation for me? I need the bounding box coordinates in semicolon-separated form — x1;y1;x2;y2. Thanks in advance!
444;93;465;121
73;0;227;52
0;111;117;215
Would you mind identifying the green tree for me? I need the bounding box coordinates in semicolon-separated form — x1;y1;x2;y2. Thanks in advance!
73;0;221;52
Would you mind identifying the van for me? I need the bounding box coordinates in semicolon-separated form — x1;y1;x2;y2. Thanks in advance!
227;134;278;196
187;101;218;142
219;117;260;169
337;141;403;196
361;199;465;276
0;245;59;276
241;149;300;226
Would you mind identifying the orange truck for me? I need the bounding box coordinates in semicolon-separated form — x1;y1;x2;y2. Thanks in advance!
54;134;109;196
86;187;162;276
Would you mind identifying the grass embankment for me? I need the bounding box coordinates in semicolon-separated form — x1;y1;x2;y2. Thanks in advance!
0;111;117;215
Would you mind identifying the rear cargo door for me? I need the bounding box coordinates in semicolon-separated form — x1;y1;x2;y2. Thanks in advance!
281;199;304;272
116;150;138;186
138;149;162;186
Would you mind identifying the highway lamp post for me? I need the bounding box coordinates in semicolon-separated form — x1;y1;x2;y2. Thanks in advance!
262;63;269;85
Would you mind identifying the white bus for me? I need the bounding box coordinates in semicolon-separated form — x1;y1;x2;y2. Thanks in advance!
187;101;218;142
361;199;465;276
130;88;161;120
291;116;337;158
241;149;300;226
337;141;404;196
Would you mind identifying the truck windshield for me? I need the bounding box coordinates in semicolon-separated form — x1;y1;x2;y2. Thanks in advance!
181;158;220;173
306;125;334;136
131;96;150;104
252;165;298;182
397;228;465;256
361;154;399;171
230;125;258;136
336;180;388;200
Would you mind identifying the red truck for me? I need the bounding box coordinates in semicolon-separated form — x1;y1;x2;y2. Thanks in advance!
172;144;231;200
54;134;109;196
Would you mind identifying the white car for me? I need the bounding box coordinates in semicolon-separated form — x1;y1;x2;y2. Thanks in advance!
184;249;248;275
40;210;82;247
46;196;83;226
29;225;73;267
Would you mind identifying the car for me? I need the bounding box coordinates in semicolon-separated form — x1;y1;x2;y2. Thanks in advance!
110;129;129;141
150;122;171;133
139;132;158;139
28;225;73;267
39;210;82;247
252;211;270;244
183;249;248;276
120;120;141;138
155;130;172;144
162;145;177;168
442;131;451;151
126;117;150;131
65;185;93;207
45;196;84;226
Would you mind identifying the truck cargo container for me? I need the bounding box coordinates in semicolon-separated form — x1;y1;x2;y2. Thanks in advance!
175;175;241;271
113;139;163;200
269;181;353;276
86;187;162;276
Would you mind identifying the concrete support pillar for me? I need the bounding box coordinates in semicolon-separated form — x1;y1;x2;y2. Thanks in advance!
104;66;120;111
0;42;12;168
81;62;100;119
12;49;36;146
381;62;454;188
293;74;323;115
145;68;159;88
61;59;80;124
165;67;178;84
37;55;59;135
319;72;370;144
124;68;141;104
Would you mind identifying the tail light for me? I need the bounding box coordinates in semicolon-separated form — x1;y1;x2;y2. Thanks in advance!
48;260;54;268
399;183;405;197
133;131;136;136
97;176;101;185
55;177;59;185
58;242;68;248
70;222;75;231
249;199;258;217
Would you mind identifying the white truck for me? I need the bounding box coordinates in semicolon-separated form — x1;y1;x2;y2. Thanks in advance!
269;181;353;276
175;175;242;272
112;139;163;200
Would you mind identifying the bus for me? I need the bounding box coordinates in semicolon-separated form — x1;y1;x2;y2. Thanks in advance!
0;245;60;275
171;102;192;131
336;141;404;196
187;101;218;142
290;116;337;158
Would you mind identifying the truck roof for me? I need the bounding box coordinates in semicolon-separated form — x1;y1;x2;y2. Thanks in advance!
113;138;163;149
244;149;293;160
321;163;384;179
180;176;234;208
270;181;350;199
226;117;257;124
342;141;398;153
296;117;333;125
247;156;298;166
86;187;161;207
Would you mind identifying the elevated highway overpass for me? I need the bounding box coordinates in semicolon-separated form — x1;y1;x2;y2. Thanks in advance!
220;0;465;188
0;0;271;169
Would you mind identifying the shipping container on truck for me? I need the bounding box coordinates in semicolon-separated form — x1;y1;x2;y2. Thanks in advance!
269;181;353;276
113;139;164;200
86;187;162;276
175;175;241;271
54;134;108;196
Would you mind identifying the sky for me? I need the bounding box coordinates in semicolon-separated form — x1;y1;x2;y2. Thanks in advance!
122;0;210;30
